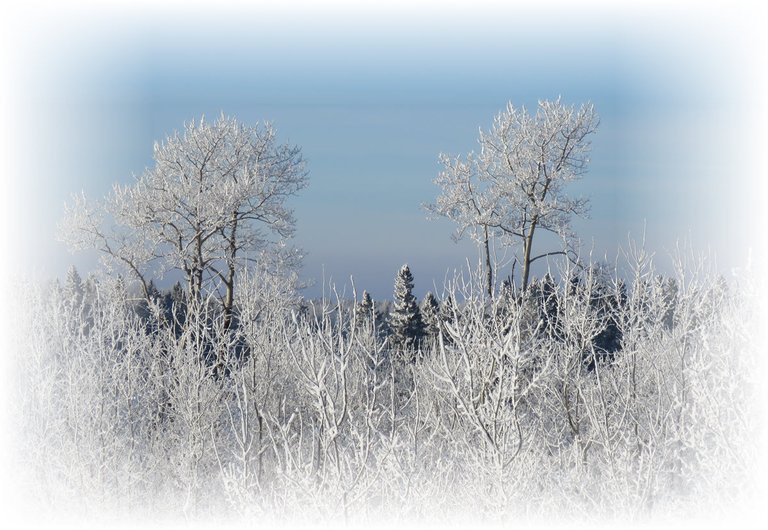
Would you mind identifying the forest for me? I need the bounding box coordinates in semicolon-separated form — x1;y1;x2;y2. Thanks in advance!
10;100;760;525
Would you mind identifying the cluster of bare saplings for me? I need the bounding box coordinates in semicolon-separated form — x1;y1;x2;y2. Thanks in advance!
15;245;757;523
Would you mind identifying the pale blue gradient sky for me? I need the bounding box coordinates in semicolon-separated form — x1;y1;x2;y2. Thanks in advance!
5;2;765;299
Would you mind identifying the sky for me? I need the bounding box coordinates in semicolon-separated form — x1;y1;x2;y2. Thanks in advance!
2;0;767;300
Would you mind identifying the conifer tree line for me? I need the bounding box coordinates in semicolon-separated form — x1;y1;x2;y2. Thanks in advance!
11;103;759;524
50;255;646;377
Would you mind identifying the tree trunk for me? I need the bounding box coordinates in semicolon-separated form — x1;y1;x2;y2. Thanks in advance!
521;220;537;292
223;213;238;334
483;225;493;298
189;229;204;307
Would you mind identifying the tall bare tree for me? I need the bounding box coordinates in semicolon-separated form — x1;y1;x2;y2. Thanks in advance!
60;115;308;330
427;98;598;293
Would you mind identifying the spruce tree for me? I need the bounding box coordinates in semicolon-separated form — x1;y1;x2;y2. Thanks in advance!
355;290;375;330
138;279;163;323
83;273;99;313
495;278;515;335
389;264;423;354
440;294;456;345
539;273;559;335
420;292;440;346
147;279;161;302
660;276;678;331
169;281;188;334
170;281;186;307
64;265;84;310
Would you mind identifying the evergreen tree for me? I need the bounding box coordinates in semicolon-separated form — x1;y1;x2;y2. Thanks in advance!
389;264;424;355
372;299;392;340
518;277;543;338
660;276;678;330
539;273;560;338
355;290;375;330
63;266;88;337
147;279;161;301
50;278;63;305
420;292;440;346
80;272;99;331
168;281;188;335
83;273;99;306
64;265;84;311
170;281;186;307
586;266;624;369
493;278;514;335
440;294;456;345
355;290;387;371
137;279;163;323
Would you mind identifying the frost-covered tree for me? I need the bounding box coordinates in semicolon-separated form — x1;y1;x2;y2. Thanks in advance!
389;264;423;353
427;98;598;293
439;293;457;346
420;291;440;346
536;272;560;336
59;115;308;331
61;265;90;337
355;290;375;330
64;265;84;310
425;151;497;297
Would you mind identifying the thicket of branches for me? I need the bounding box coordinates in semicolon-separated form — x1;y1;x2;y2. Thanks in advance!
9;106;763;525
12;243;760;525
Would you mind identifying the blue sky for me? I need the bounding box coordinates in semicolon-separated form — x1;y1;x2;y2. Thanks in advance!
4;1;766;300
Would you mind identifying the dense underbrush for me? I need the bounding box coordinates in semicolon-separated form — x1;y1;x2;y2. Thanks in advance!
10;249;762;525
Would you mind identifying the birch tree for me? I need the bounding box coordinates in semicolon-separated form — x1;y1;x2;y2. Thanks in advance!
60;115;308;330
427;98;598;293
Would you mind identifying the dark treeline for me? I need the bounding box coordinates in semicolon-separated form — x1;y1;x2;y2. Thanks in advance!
57;258;681;376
